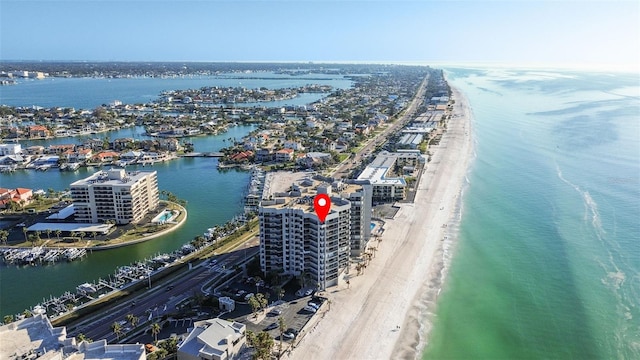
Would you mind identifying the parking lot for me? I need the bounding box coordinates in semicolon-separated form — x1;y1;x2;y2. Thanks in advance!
220;279;325;342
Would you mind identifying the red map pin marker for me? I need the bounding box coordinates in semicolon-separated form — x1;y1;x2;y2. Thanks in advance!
314;193;331;223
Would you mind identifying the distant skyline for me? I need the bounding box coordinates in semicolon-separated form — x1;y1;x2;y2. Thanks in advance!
1;1;638;72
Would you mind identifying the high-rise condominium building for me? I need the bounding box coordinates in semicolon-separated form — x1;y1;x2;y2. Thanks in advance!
71;169;159;225
259;172;371;290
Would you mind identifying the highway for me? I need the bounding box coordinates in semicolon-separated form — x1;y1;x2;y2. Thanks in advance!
67;242;259;343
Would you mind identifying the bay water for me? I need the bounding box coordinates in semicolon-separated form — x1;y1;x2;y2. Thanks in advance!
0;72;353;317
423;68;640;359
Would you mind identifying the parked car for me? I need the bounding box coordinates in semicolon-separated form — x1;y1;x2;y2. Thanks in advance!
302;305;317;313
264;322;278;331
283;328;298;340
268;308;282;317
307;302;320;310
244;293;255;301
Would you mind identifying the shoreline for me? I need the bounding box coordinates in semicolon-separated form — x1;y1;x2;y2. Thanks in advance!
289;86;473;359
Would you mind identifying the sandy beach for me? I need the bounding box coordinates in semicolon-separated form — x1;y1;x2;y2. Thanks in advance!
289;87;473;360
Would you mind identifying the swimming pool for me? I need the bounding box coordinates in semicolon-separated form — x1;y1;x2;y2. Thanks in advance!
151;209;176;224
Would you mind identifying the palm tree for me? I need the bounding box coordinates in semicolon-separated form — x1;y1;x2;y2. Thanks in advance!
28;234;38;247
78;231;86;242
277;316;286;359
3;315;14;324
91;231;98;240
76;333;92;343
22;226;28;242
55;230;62;241
126;314;138;329
46;229;52;240
111;322;123;340
150;322;161;344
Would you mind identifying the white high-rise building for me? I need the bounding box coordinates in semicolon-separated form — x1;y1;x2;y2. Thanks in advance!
258;172;371;290
71;169;159;225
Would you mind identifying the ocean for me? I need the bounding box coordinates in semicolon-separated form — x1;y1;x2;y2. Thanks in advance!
423;68;640;359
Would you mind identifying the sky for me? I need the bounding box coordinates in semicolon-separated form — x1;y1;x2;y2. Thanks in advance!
1;0;638;71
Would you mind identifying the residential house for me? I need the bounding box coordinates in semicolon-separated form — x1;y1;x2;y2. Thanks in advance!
23;146;45;155
47;144;75;155
0;143;22;155
177;318;246;360
256;148;274;163
93;151;120;163
28;125;50;138
275;148;294;162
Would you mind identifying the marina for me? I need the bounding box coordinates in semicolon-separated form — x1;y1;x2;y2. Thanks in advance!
0;246;87;266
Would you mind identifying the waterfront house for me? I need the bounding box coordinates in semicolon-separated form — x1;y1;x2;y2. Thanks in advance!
24;145;45;155
113;137;136;151
0;154;29;166
93;151;120;163
47;144;76;155
120;150;143;162
0;143;22;155
28;125;50;138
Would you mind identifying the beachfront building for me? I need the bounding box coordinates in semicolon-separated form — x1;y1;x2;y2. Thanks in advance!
0;313;146;360
70;169;159;225
259;172;372;290
357;151;425;202
177;318;246;360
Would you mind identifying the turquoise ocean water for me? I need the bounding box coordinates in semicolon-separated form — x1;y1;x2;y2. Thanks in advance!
423;68;639;359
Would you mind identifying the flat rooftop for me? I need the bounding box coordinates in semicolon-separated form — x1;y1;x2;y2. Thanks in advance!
71;169;155;187
261;172;358;211
27;222;113;234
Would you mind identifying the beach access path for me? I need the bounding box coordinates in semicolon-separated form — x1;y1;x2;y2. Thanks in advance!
290;87;473;360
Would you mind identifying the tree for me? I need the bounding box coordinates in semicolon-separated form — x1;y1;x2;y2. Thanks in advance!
28;233;38;247
256;293;268;312
248;295;261;318
246;330;274;360
3;315;14;324
76;333;92;343
277;316;286;359
158;336;178;355
46;229;52;240
22;226;28;242
22;309;33;318
151;322;161;344
78;231;86;242
0;229;9;245
126;314;139;329
111;322;123;340
55;230;62;241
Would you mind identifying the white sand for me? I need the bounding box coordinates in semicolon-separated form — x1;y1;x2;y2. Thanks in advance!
289;87;473;360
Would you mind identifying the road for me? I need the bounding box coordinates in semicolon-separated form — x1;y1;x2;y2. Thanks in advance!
331;74;429;178
67;243;259;343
